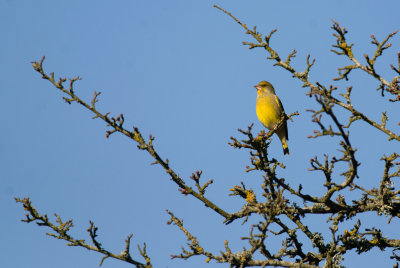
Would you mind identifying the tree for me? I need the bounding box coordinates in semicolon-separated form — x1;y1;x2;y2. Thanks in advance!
16;5;399;268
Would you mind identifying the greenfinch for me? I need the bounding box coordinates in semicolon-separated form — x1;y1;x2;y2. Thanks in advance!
255;81;289;155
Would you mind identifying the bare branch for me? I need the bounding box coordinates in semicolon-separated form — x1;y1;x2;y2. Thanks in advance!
15;197;151;267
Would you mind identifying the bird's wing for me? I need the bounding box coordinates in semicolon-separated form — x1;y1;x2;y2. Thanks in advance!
275;95;285;113
275;95;289;140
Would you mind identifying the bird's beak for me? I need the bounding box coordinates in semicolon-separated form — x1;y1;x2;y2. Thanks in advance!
254;85;261;90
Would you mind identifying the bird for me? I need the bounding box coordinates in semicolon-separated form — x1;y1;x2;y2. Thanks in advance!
254;81;289;155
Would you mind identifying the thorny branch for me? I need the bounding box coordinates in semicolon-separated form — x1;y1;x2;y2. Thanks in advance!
168;210;321;268
15;197;152;267
330;20;400;102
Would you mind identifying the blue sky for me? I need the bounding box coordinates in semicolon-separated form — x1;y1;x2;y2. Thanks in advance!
1;0;399;267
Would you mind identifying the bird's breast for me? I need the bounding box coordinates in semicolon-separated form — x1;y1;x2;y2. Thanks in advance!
256;94;282;130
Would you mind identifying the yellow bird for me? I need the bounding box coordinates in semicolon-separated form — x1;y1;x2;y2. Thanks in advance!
255;81;289;155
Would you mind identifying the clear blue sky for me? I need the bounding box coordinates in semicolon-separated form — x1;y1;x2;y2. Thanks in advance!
1;0;399;267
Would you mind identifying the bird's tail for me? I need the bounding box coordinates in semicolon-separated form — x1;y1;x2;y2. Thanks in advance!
277;128;290;155
282;143;290;155
281;139;290;155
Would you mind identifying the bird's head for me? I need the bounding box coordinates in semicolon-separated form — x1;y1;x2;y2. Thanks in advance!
254;81;275;95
